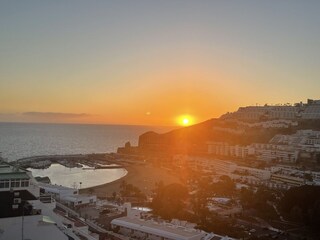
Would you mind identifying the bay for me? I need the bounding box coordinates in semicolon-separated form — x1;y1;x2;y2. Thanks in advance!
0;122;173;161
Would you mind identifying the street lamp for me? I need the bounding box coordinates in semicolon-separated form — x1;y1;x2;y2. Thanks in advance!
21;202;28;240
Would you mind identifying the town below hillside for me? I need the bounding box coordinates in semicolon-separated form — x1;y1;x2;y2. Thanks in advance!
114;99;320;239
2;99;320;240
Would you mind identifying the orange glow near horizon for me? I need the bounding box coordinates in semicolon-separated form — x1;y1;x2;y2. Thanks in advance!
176;115;194;127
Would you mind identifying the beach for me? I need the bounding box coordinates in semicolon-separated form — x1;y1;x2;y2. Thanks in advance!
81;163;181;197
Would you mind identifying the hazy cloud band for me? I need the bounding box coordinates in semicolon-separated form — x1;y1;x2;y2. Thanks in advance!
23;112;90;118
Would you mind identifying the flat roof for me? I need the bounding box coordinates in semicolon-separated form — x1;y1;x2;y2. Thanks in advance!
38;182;76;191
0;163;30;180
0;215;68;240
0;163;29;173
111;217;205;240
0;172;30;180
64;194;95;199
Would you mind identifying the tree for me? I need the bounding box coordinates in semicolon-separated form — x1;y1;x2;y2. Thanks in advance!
119;180;146;201
190;177;212;224
151;182;188;220
112;191;117;199
280;185;320;231
304;173;313;182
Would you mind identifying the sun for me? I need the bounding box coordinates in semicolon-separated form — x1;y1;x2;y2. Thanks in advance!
182;118;189;125
176;115;194;126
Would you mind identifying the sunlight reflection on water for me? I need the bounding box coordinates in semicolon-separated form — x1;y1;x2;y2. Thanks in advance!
28;163;127;188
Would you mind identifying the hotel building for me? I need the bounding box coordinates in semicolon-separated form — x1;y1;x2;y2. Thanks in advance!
221;99;320;121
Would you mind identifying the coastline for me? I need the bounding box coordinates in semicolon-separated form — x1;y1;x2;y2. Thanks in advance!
13;153;182;197
80;163;181;197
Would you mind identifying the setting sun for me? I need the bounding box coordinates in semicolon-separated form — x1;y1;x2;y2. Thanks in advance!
182;118;189;125
177;115;194;126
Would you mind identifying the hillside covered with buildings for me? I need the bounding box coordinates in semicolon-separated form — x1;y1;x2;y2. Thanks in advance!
132;99;320;166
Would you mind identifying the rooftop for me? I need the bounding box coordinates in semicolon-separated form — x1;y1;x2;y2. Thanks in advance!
38;182;77;191
112;216;206;240
0;215;68;240
0;163;30;180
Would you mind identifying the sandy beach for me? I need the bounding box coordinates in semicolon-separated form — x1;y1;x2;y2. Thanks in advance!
81;163;181;197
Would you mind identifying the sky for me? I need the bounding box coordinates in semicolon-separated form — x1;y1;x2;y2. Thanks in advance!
1;1;320;126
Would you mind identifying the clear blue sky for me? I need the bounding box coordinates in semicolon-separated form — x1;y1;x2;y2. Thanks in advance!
1;1;320;125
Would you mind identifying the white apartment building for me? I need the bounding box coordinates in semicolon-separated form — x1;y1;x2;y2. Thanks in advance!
236;119;298;129
111;204;234;240
0;163;40;197
301;104;320;119
207;142;299;163
174;155;238;175
235;166;271;180
39;183;96;208
256;149;299;163
221;99;320;120
38;183;78;199
271;130;320;145
0;162;83;240
221;105;296;120
111;217;208;240
271;174;305;187
249;143;299;163
207;142;255;159
270;166;320;184
210;160;237;175
62;194;97;208
270;130;320;156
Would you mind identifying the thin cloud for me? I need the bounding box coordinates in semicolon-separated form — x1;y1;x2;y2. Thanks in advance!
23;112;90;119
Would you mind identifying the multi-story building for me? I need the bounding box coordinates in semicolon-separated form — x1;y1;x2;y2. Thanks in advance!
0;161;103;240
235;166;271;180
270;174;305;187
179;155;237;175
0;161;82;240
235;119;298;129
0;162;40;198
268;130;320;162
255;149;299;163
221;99;320;120
270;130;320;149
270;166;320;185
111;203;234;240
207;142;299;163
207;142;255;159
39;183;97;208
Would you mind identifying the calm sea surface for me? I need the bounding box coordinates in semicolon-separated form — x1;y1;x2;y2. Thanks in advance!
28;164;128;189
0;122;174;161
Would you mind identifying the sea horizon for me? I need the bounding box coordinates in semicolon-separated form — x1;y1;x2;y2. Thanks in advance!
0;122;174;161
0;120;176;128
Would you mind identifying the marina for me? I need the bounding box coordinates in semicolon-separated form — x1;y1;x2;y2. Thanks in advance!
28;163;128;189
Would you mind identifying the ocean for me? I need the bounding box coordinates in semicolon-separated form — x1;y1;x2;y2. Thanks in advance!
0;122;174;161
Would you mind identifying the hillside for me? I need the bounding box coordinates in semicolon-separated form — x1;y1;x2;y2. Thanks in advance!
137;118;308;154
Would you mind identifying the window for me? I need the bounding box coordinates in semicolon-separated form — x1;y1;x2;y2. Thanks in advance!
11;179;21;188
12;204;19;209
0;179;10;188
21;179;29;187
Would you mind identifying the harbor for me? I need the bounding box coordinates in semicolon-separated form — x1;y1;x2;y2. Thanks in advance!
13;153;132;189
